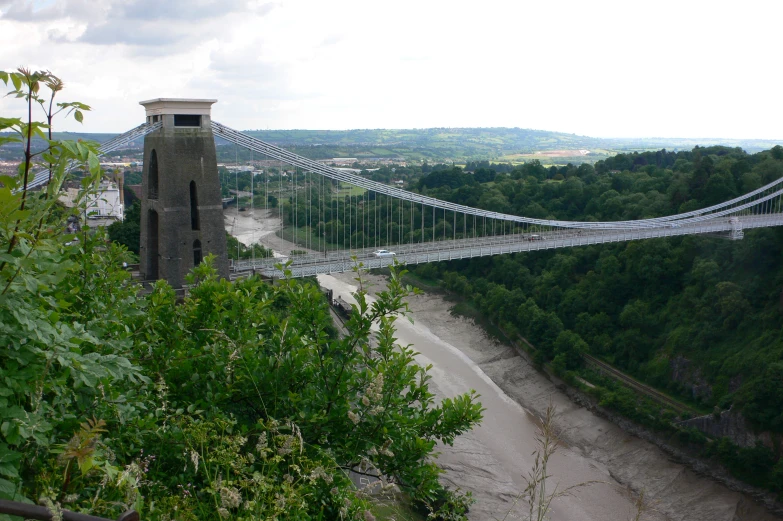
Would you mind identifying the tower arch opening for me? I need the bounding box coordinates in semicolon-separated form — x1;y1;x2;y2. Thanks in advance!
193;239;203;267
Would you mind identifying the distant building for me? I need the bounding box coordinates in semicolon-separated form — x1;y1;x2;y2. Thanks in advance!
334;167;380;174
221;164;256;172
58;181;124;221
317;158;358;167
100;162;133;168
85;181;123;220
0;161;19;175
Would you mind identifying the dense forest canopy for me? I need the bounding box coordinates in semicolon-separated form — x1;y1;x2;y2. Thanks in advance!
419;146;783;433
417;145;783;407
279;143;783;435
409;146;783;492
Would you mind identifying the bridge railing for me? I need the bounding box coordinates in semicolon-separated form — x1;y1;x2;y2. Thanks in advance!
236;213;783;278
0;500;138;521
231;219;700;272
23;122;162;192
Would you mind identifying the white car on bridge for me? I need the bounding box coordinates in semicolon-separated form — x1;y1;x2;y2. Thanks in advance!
372;249;396;258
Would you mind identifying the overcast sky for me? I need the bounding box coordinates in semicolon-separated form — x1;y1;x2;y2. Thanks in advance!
1;0;781;139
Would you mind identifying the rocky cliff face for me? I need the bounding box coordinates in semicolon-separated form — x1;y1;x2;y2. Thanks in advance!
670;355;714;401
680;408;774;449
667;356;774;449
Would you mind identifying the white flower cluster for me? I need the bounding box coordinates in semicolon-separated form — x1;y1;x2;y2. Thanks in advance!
367;443;393;458
364;373;385;416
117;461;143;505
378;439;394;458
365;373;384;403
219;485;242;509
350;372;387;424
189;450;199;472
255;432;268;459
308;466;334;484
338;496;352;518
39;497;63;521
225;348;240;378
277;434;295;456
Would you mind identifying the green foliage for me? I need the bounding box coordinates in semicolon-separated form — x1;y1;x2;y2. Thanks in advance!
1;71;482;520
552;330;587;371
118;258;480;520
421;143;783;496
0;69;142;511
428;145;783;426
107;200;140;254
224;232;273;260
735;362;783;432
418;167;476;190
703;438;776;488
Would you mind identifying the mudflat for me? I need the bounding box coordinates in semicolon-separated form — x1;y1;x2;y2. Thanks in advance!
320;271;779;521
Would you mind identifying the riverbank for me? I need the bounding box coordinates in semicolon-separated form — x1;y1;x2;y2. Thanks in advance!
322;270;779;521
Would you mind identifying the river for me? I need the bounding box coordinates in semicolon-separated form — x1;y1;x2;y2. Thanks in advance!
223;208;779;521
317;271;779;521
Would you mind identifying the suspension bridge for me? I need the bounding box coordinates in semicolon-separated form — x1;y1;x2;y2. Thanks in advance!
26;102;783;280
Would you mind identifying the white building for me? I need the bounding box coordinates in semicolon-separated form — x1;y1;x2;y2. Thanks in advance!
85;182;123;220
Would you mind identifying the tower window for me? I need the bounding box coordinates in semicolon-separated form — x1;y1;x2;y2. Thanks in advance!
193;239;203;267
174;114;201;127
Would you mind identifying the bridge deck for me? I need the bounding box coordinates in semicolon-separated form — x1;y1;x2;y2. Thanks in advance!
231;213;783;278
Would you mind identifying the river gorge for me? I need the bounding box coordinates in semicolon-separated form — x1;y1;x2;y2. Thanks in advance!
227;207;780;521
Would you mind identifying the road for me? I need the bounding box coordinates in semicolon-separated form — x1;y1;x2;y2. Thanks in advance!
237;213;783;278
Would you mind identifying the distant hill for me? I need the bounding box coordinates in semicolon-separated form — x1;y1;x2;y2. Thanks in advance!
215;128;783;165
1;128;780;164
240;128;782;160
0;132;129;162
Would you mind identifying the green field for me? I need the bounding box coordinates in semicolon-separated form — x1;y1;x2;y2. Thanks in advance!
338;182;367;197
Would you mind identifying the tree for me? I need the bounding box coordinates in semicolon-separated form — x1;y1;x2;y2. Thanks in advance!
473;167;496;183
107;199;141;254
0;69;141;509
713;281;749;330
552;330;588;371
131;260;483;519
1;69;485;520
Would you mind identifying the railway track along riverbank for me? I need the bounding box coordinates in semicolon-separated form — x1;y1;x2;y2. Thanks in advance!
583;353;699;416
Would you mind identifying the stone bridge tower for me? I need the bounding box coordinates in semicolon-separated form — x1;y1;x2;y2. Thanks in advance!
139;98;229;288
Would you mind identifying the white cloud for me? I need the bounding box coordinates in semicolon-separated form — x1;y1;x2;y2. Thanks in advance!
0;0;781;139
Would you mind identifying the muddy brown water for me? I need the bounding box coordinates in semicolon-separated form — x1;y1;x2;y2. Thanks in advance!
318;272;779;521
